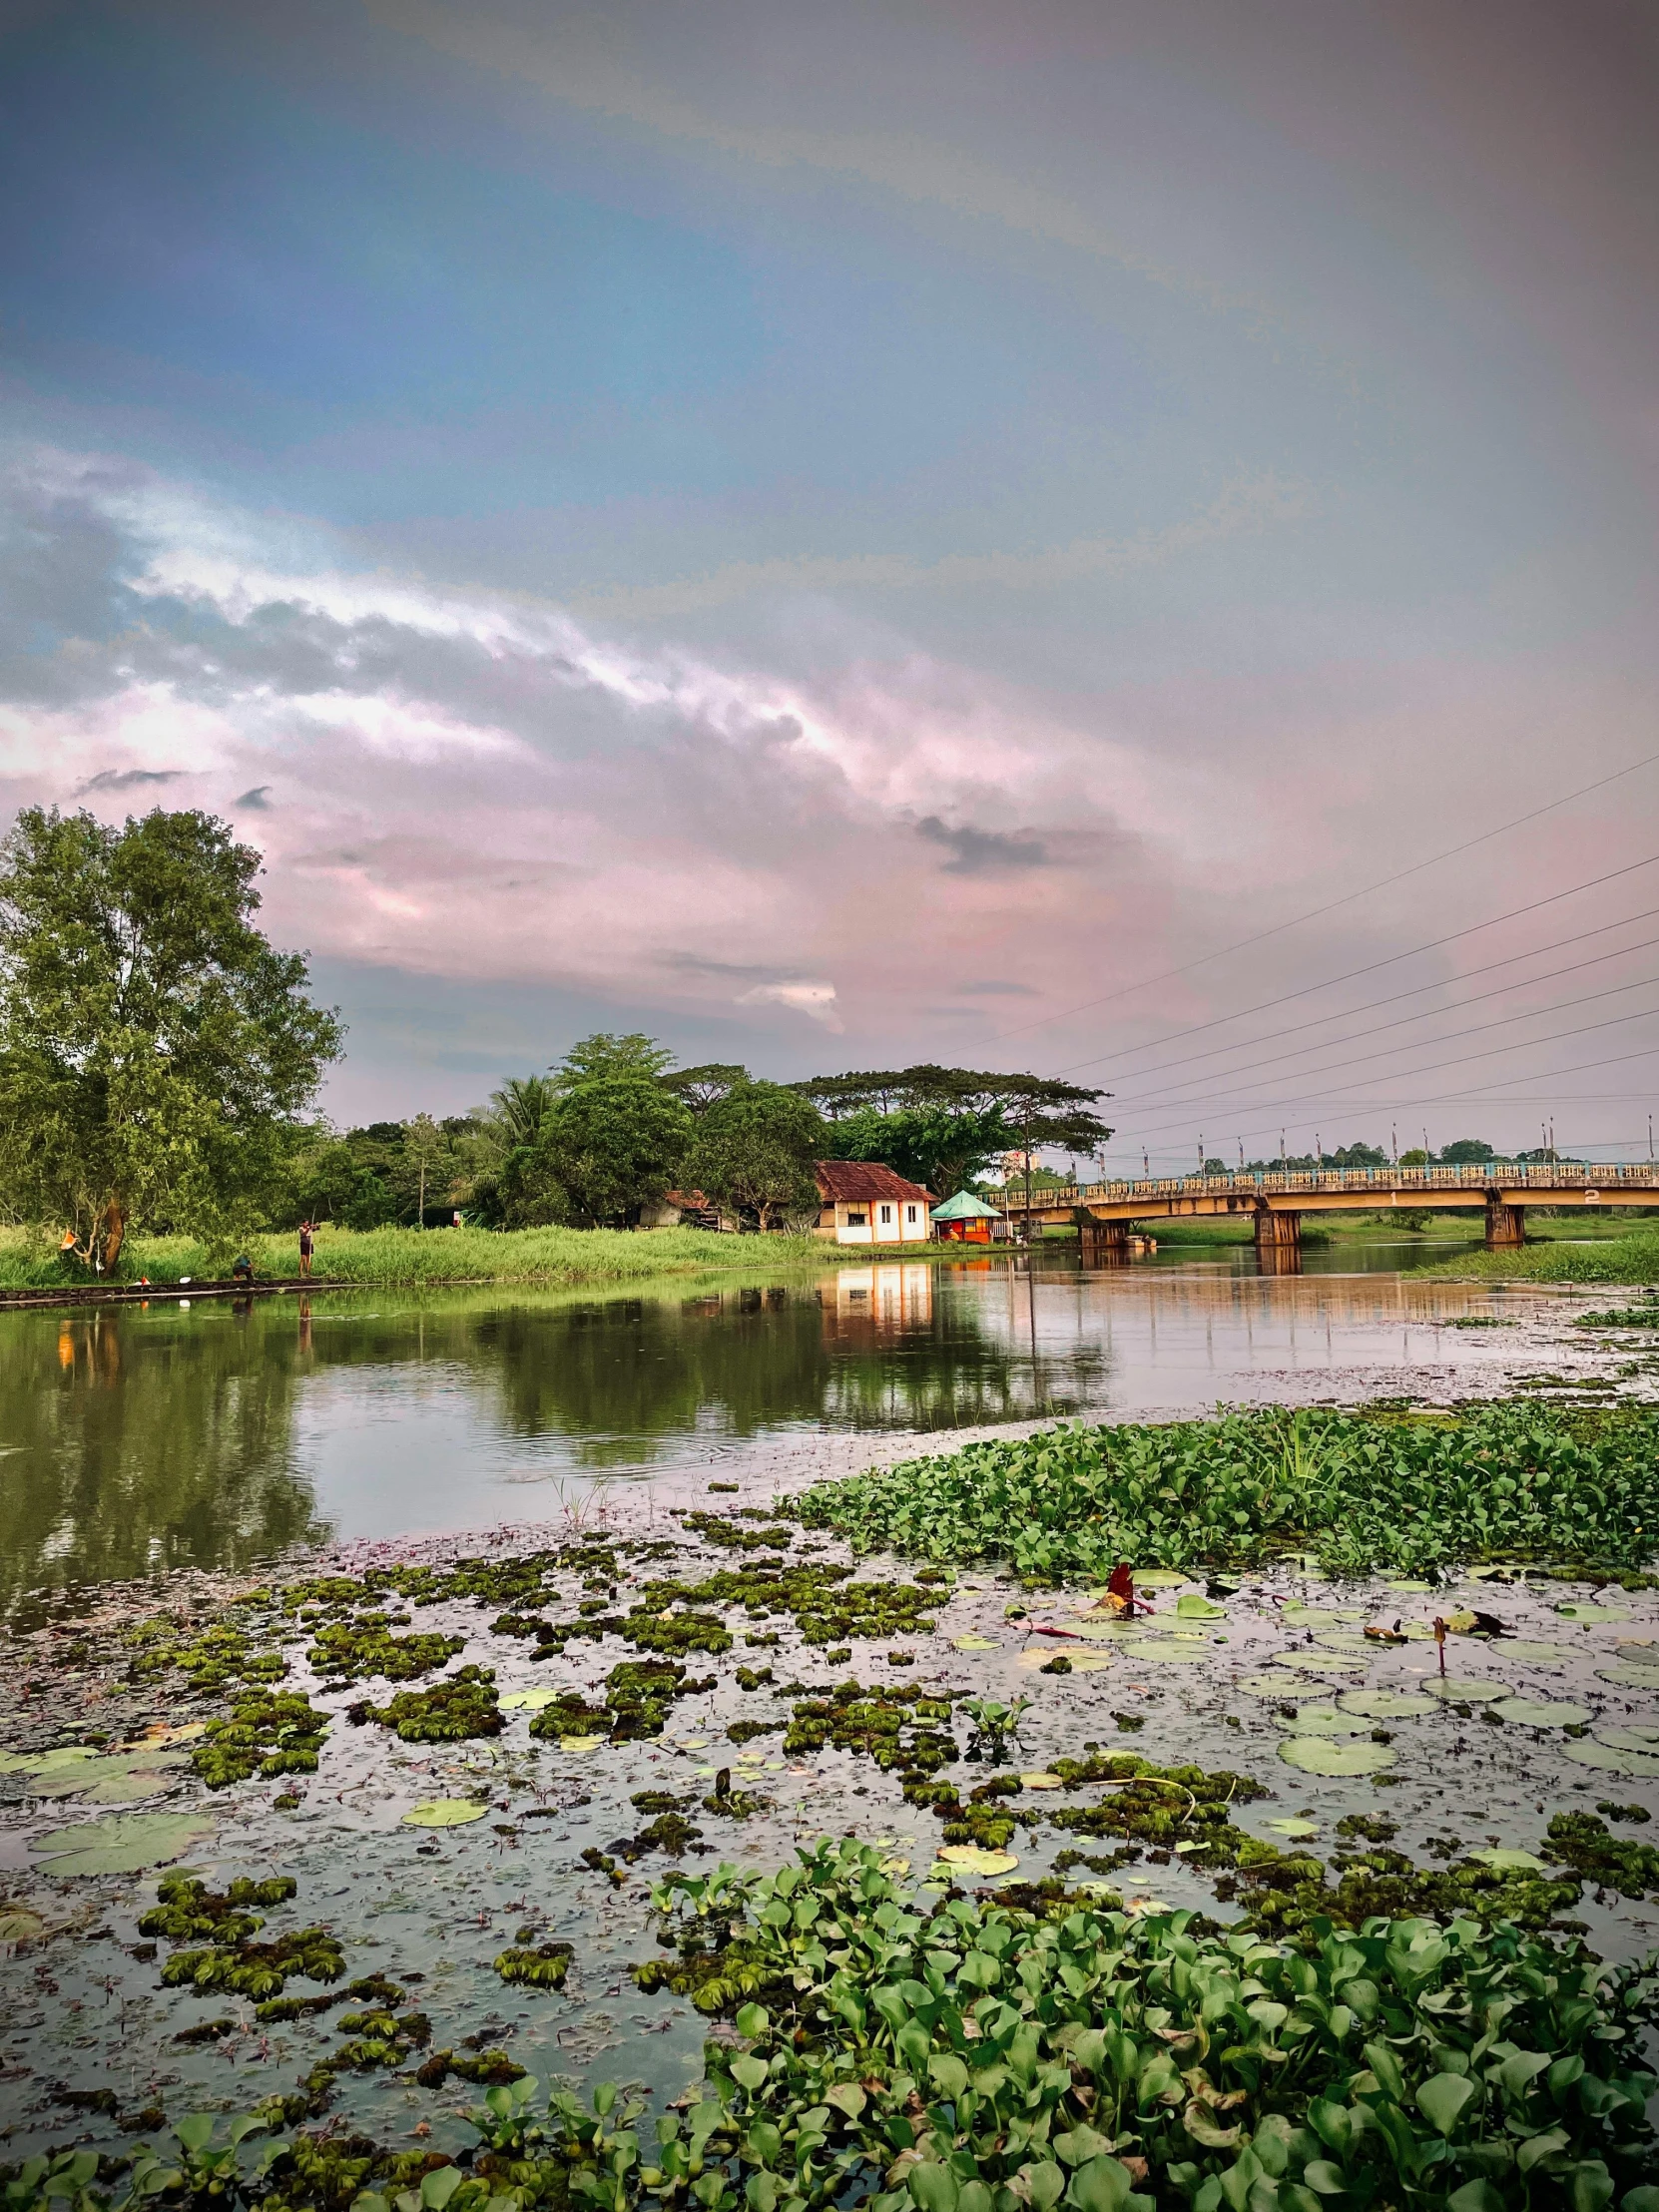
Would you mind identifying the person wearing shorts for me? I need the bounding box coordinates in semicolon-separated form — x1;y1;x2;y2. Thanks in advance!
298;1221;313;1279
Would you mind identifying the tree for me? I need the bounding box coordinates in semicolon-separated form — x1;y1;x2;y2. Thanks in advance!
552;1032;676;1088
801;1064;1112;1199
664;1062;750;1113
1439;1137;1495;1164
535;1077;694;1227
0;808;341;1270
688;1081;824;1230
402;1112;449;1228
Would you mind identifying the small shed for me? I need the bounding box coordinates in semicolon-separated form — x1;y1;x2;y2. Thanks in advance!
814;1162;935;1245
930;1189;1002;1245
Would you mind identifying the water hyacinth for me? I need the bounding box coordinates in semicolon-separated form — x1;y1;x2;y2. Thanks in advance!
793;1403;1659;1578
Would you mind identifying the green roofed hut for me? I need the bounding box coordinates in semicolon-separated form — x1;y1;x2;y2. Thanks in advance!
930;1189;1002;1245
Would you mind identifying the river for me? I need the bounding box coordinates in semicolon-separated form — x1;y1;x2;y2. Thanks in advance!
0;1239;1605;1611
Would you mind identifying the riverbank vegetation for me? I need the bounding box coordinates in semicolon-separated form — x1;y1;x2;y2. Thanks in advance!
1428;1231;1659;1285
794;1400;1659;1578
0;1221;850;1291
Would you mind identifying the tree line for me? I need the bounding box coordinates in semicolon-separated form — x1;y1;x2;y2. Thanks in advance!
0;807;1110;1264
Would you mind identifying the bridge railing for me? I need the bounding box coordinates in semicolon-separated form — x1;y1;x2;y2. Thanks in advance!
992;1161;1659;1214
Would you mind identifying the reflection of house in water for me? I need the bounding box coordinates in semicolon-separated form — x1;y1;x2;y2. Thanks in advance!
823;1263;934;1336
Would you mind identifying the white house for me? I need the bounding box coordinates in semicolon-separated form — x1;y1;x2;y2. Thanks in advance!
814;1161;934;1245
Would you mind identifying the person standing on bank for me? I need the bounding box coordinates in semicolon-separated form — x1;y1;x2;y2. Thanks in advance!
298;1220;313;1279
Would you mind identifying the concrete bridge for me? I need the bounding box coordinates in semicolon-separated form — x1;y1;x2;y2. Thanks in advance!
997;1160;1659;1271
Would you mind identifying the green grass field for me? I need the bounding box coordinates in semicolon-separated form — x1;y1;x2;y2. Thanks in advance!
0;1221;954;1292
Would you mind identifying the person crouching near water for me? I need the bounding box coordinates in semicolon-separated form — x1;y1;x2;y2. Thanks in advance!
298;1220;313;1278
231;1253;255;1286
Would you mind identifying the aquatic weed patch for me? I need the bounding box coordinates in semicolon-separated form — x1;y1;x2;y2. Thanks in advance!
192;1689;329;1787
139;1873;345;2003
794;1401;1659;1575
782;1680;958;1773
345;1665;501;1742
304;1620;463;1685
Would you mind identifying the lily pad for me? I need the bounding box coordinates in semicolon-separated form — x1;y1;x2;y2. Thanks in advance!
1175;1594;1226;1619
1281;1606;1339;1627
1312;1632;1376;1653
1135;1643;1212;1665
402;1799;488;1828
498;1689;560;1711
1555;1603;1630;1623
0;1909;47;1945
1500;1641;1571;1665
1278;1737;1395;1776
1019;1773;1065;1790
1594;1663;1659;1691
1238;1673;1305;1694
560;1735;607;1753
1423;1678;1507;1702
1469;1847;1545;1872
1284;1707;1371;1737
1133;1570;1189;1588
952;1636;998;1652
28;1751;190;1803
1265;1818;1320;1839
0;1746;99;1778
1560;1739;1659;1778
935;1845;1019;1876
30;1811;216;1877
1269;1651;1369;1674
1337;1689;1437;1719
1593;1725;1659;1752
1491;1699;1590;1728
1067;1620;1140;1642
1382;1578;1433;1592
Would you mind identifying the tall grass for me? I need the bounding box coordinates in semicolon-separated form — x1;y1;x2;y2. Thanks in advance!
0;1221;854;1291
1424;1232;1659;1286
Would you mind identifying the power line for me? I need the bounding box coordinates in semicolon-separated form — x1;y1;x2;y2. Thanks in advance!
1109;973;1659;1121
1052;849;1659;1078
1079;914;1659;1097
988;746;1659;1049
1109;995;1659;1143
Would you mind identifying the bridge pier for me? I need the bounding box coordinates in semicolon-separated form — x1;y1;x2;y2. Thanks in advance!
1485;1197;1526;1249
1255;1210;1302;1275
1078;1215;1131;1267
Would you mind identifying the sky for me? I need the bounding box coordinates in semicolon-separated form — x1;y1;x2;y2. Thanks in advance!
4;0;1659;1163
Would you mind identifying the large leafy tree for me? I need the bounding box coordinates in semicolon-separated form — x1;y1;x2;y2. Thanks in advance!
799;1064;1111;1197
536;1076;695;1227
688;1080;825;1230
0;808;342;1269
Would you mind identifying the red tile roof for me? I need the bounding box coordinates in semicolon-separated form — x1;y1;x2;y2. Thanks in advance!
814;1160;935;1205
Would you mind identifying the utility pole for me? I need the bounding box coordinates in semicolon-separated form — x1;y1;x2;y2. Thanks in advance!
1198;1135;1205;1177
1280;1130;1287;1169
1316;1133;1324;1172
1648;1111;1653;1163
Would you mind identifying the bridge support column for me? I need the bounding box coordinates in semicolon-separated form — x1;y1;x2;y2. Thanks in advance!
1485;1198;1526;1249
1255;1210;1302;1275
1079;1216;1131;1267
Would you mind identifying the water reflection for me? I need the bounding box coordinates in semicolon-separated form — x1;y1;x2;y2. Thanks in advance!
0;1254;1530;1608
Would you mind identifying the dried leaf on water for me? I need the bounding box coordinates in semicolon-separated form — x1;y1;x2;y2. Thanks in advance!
1469;1847;1546;1871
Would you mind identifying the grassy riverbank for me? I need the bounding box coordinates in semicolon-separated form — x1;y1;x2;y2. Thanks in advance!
0;1221;955;1291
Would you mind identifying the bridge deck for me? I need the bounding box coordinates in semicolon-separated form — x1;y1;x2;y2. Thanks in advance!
997;1162;1659;1225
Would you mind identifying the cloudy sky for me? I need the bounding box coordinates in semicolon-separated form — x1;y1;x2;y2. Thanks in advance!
4;0;1659;1162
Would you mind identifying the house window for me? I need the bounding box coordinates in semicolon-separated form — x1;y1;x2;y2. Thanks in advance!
905;1205;916;1223
879;1205;892;1224
846;1211;866;1227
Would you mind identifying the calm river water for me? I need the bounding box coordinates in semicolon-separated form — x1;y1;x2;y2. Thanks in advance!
0;1237;1598;1610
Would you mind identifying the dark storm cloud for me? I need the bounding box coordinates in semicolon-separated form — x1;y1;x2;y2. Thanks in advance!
916;817;1049;875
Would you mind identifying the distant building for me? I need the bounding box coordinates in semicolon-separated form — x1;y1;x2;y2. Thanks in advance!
814;1161;934;1245
638;1188;730;1230
930;1189;1003;1245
